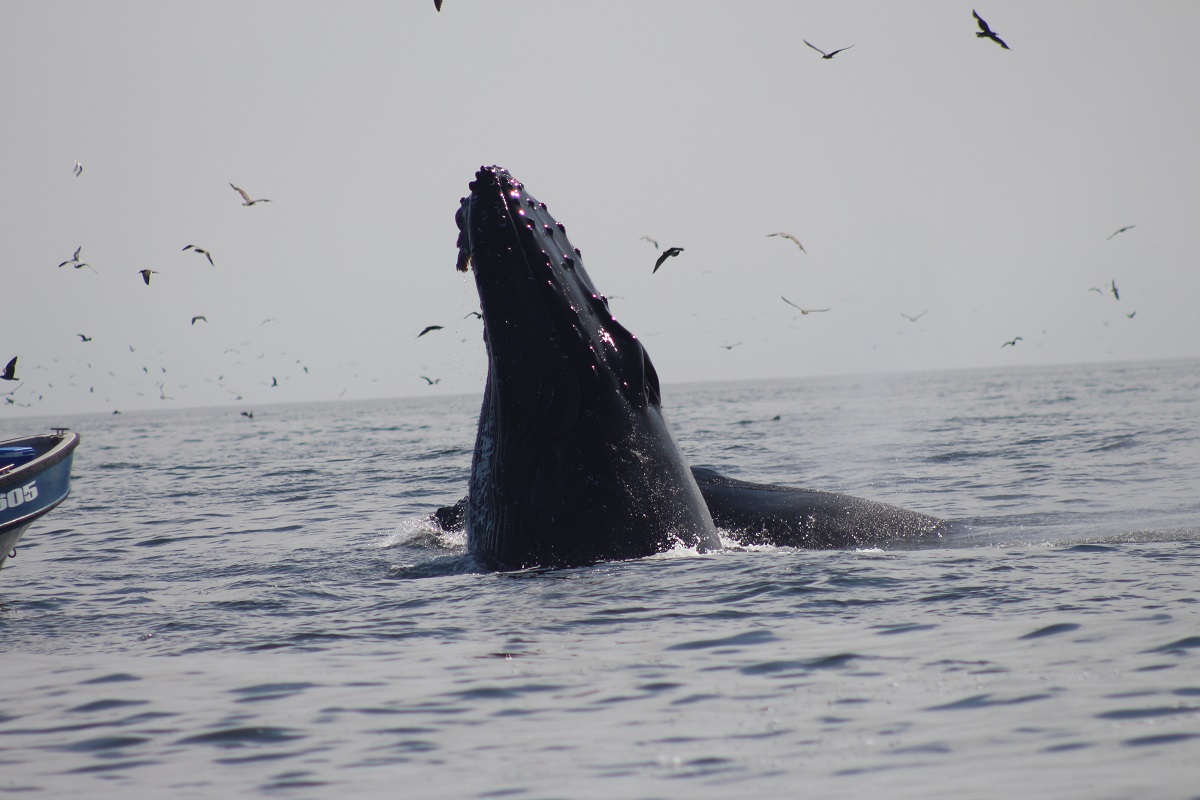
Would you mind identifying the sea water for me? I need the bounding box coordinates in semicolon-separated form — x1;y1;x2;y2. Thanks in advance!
1;359;1198;799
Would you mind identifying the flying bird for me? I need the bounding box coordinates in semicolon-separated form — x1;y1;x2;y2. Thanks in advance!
1111;280;1120;300
58;246;93;271
1126;311;1137;319
464;311;482;319
719;342;743;350
1107;224;1136;241
1088;286;1104;295
639;236;660;250
1001;337;1023;348
72;160;83;177
804;40;854;59
900;311;928;322
417;325;444;338
420;376;441;385
2;357;17;381
973;10;1009;49
191;316;208;325
767;232;806;253
781;296;830;315
653;247;684;273
138;269;158;285
77;334;92;342
230;183;270;206
241;411;254;419
183;245;215;266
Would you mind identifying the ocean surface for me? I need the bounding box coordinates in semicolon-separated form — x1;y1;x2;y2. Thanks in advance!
2;359;1199;799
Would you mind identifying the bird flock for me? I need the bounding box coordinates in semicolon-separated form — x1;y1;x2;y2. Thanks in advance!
5;9;1151;414
638;209;1139;352
5;166;478;412
2;180;331;412
625;11;1142;354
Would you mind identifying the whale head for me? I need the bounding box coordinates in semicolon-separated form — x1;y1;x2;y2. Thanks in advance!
455;165;717;569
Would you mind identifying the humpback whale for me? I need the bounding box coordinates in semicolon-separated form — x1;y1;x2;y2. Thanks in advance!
454;166;720;569
445;166;944;569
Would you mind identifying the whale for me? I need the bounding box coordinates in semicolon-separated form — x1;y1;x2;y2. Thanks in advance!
686;466;944;548
446;165;944;569
435;464;945;552
454;165;721;569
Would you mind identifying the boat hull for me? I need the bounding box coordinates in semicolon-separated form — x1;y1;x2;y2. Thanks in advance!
0;432;79;575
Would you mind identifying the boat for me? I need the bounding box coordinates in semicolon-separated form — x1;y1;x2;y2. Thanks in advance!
0;428;80;578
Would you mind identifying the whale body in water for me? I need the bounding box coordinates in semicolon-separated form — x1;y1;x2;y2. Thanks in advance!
445;165;944;569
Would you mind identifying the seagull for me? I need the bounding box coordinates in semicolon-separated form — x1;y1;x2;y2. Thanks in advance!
58;246;93;271
653;247;684;273
1001;336;1023;348
77;334;93;342
1;357;17;381
417;325;444;338
900;311;928;322
1126;311;1137;319
639;236;660;250
57;245;99;273
420;376;441;385
1088;286;1104;294
138;269;158;285
271;377;278;387
183;245;215;266
1107;224;1136;241
767;232;806;253
781;296;830;315
1111;280;1120;300
230;183;270;206
804;40;854;59
73;159;83;177
719;342;743;350
241;411;254;419
191;316;208;325
973;10;1009;49
464;311;482;319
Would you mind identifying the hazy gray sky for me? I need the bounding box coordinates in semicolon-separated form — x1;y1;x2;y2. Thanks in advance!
3;2;1198;417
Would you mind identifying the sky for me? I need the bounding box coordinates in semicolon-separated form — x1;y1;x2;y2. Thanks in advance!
3;2;1198;418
